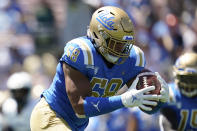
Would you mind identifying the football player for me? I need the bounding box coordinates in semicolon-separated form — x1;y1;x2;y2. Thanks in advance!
30;6;169;131
159;52;197;131
0;72;36;131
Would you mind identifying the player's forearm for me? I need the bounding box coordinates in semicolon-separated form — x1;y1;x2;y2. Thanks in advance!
76;95;124;118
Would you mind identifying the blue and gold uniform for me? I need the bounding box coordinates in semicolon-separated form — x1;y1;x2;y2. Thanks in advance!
42;36;145;130
161;83;197;131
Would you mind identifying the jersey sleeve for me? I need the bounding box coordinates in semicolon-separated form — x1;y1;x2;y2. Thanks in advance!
123;46;146;83
132;45;146;68
60;38;94;75
127;45;146;77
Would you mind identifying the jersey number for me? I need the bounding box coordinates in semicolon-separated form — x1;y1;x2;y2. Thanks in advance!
178;109;197;130
90;77;123;97
67;46;80;62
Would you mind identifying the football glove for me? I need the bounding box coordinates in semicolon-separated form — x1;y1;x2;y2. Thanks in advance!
155;72;169;103
121;77;159;111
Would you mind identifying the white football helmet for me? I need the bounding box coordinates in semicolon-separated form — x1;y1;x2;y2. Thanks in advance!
7;72;32;90
87;6;135;64
173;52;197;97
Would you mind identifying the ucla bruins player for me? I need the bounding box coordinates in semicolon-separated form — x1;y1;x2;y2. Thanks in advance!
30;6;169;131
159;52;197;131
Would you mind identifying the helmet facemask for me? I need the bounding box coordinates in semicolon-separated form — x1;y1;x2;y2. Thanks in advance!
97;30;133;64
175;74;197;98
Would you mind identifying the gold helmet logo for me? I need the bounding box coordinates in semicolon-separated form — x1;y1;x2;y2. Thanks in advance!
96;10;115;30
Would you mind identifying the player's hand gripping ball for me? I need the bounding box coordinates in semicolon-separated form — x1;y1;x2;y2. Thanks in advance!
136;69;162;114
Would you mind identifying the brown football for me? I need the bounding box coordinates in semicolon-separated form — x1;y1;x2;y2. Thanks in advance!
136;69;162;114
136;70;161;95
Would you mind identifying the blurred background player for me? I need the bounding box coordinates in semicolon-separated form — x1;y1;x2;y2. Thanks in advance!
30;6;169;131
159;52;197;131
0;71;36;131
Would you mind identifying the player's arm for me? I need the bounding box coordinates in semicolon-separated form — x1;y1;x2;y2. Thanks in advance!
63;62;91;116
63;63;159;118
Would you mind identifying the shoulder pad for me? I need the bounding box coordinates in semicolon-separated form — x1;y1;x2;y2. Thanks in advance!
60;38;94;70
69;38;94;65
132;45;146;67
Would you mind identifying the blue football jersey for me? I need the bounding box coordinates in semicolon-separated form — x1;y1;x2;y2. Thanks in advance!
161;83;197;131
42;36;146;131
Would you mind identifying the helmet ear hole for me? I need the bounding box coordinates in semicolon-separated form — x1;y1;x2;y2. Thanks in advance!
105;38;110;46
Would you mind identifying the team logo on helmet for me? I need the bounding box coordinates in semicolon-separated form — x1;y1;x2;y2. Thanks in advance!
96;11;115;30
123;35;134;40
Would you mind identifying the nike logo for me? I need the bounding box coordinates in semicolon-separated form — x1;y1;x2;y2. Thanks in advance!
91;101;100;112
132;95;138;103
